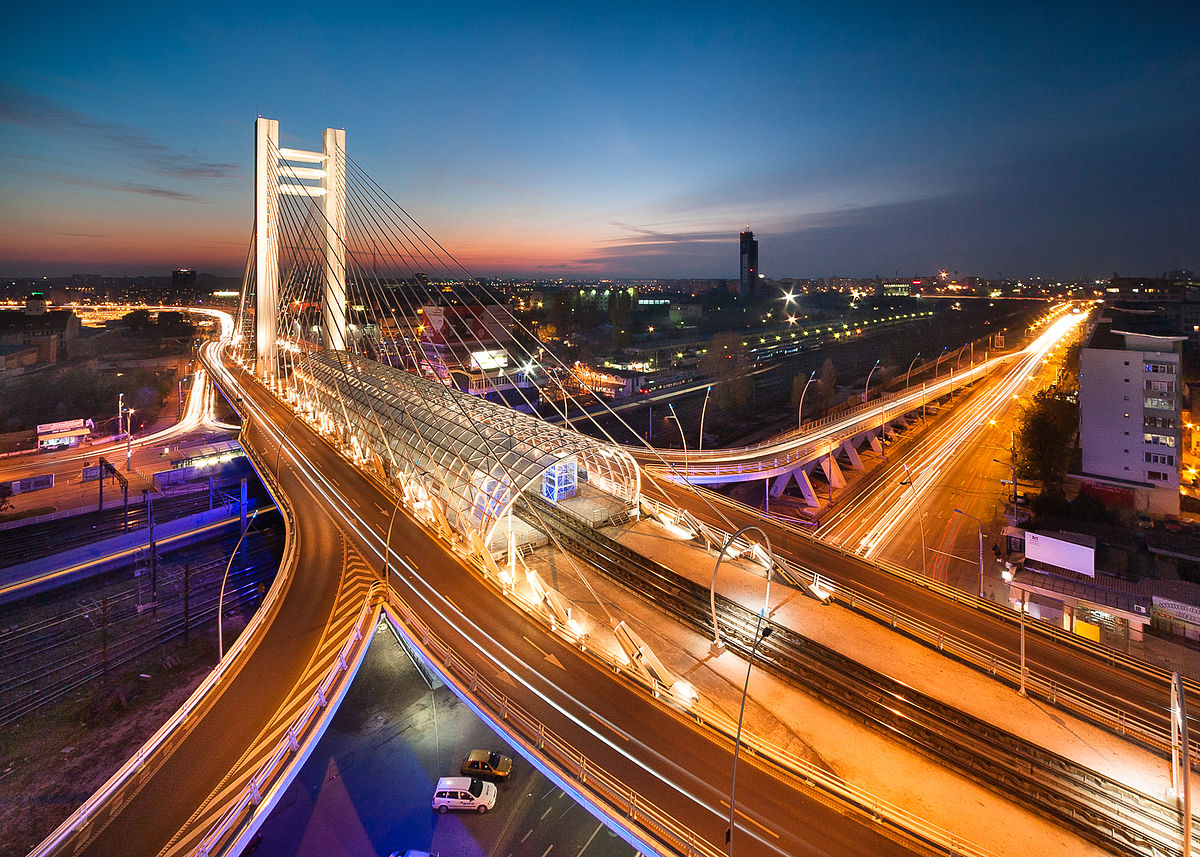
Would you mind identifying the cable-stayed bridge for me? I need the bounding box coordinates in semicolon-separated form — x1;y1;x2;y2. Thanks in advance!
30;120;1193;857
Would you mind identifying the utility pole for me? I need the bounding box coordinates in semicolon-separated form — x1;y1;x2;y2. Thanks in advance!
183;563;191;645
101;596;109;684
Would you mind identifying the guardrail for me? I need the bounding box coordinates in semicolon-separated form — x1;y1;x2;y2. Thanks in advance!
388;544;1002;857
27;416;300;857
637;361;999;481
665;486;1198;758
192;582;381;857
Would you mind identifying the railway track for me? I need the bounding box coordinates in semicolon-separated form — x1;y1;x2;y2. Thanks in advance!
517;493;1190;857
0;532;282;727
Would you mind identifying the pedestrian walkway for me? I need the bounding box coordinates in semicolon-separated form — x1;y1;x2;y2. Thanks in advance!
522;507;1190;857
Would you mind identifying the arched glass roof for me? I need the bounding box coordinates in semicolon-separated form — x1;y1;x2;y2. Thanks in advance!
296;352;640;544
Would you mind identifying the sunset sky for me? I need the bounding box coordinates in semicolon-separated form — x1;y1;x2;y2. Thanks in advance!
2;2;1197;280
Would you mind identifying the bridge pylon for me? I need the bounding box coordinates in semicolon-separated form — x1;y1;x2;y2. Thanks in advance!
252;117;347;381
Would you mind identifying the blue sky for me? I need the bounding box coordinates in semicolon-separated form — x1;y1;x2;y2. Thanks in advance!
2;2;1197;279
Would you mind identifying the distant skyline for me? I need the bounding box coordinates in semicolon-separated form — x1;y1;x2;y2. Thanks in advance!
2;2;1197;281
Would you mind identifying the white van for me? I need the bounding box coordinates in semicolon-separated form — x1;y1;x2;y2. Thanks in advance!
431;776;496;813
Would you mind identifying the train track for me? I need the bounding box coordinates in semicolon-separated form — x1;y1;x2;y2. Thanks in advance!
0;531;282;727
517;493;1190;857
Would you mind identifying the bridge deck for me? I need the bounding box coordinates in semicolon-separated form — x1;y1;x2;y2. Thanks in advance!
74;416;375;857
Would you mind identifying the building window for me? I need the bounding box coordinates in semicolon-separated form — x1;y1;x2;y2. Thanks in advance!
1146;397;1174;410
1145;452;1175;465
1145;433;1176;447
1145;362;1175;374
1145;416;1176;429
1147;470;1170;482
1147;379;1175;393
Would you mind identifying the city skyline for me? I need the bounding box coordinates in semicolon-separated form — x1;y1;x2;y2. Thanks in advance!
2;2;1197;281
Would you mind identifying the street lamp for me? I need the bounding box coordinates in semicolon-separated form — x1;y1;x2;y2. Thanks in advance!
699;385;712;453
863;359;881;403
218;509;259;660
709;525;776;654
728;620;773;856
905;353;921;390
797;371;816;429
934;345;949;376
900;465;927;577
953;508;985;599
125;408;135;471
667;404;687;471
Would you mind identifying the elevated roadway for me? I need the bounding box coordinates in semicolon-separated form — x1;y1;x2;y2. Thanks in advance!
202;348;929;855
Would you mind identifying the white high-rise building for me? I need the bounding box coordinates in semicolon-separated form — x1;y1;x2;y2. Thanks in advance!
1079;316;1184;517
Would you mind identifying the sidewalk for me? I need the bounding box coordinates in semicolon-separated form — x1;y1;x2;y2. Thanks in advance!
524;510;1189;856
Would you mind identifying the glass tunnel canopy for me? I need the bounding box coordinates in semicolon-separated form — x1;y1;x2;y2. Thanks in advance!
295;352;641;545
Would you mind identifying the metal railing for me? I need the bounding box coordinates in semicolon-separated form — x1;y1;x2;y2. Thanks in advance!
656;488;1198;758
637;360;999;481
27;429;300;857
192;582;381;856
389;548;1003;857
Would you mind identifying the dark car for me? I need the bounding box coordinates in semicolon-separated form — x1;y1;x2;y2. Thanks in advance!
460;749;513;780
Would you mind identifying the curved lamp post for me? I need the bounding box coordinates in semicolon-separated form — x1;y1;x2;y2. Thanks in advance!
953;507;985;598
699;385;712;453
797;371;816;429
667;403;687;470
724;536;778;857
900;464;927;577
728;620;773;856
709;524;776;654
218;508;260;660
905;353;921;390
863;359;881;403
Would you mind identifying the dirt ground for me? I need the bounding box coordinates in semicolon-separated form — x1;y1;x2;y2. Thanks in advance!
0;637;218;857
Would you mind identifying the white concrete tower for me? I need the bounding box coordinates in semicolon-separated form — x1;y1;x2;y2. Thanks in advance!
254;117;280;380
320;127;347;351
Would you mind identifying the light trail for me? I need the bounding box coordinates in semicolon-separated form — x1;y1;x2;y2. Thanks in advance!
201;342;762;854
818;307;1083;561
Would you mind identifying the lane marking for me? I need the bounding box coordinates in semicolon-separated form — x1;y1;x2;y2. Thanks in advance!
575;823;603;856
586;710;631;742
719;800;780;838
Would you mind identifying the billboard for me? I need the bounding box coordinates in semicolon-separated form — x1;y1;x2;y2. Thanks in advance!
36;418;87;435
1025;531;1095;578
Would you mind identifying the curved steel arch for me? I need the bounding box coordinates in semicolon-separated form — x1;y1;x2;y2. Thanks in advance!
296;352;640;545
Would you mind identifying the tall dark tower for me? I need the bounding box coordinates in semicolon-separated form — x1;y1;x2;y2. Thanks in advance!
739;228;759;298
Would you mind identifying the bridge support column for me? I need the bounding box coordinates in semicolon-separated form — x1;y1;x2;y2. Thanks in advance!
840;439;864;471
254;117;280;381
320;128;347;351
792;466;820;508
820;455;845;489
866;432;883;455
768;470;792;498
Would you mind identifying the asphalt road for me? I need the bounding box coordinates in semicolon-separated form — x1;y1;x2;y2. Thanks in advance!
76;379;349;856
210;350;925;856
650;475;1188;744
252;619;639;857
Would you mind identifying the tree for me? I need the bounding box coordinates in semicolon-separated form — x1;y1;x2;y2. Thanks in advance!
122;309;152;334
1014;388;1078;489
816;357;837;412
699;332;753;412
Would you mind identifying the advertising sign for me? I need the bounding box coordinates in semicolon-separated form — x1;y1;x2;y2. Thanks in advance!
1026;531;1095;578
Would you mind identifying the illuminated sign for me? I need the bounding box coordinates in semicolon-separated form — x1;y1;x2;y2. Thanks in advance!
470;350;509;370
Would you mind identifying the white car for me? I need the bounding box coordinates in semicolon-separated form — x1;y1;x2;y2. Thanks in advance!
431;776;496;814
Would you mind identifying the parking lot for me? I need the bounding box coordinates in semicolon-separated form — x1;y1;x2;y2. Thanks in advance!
251;620;639;857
